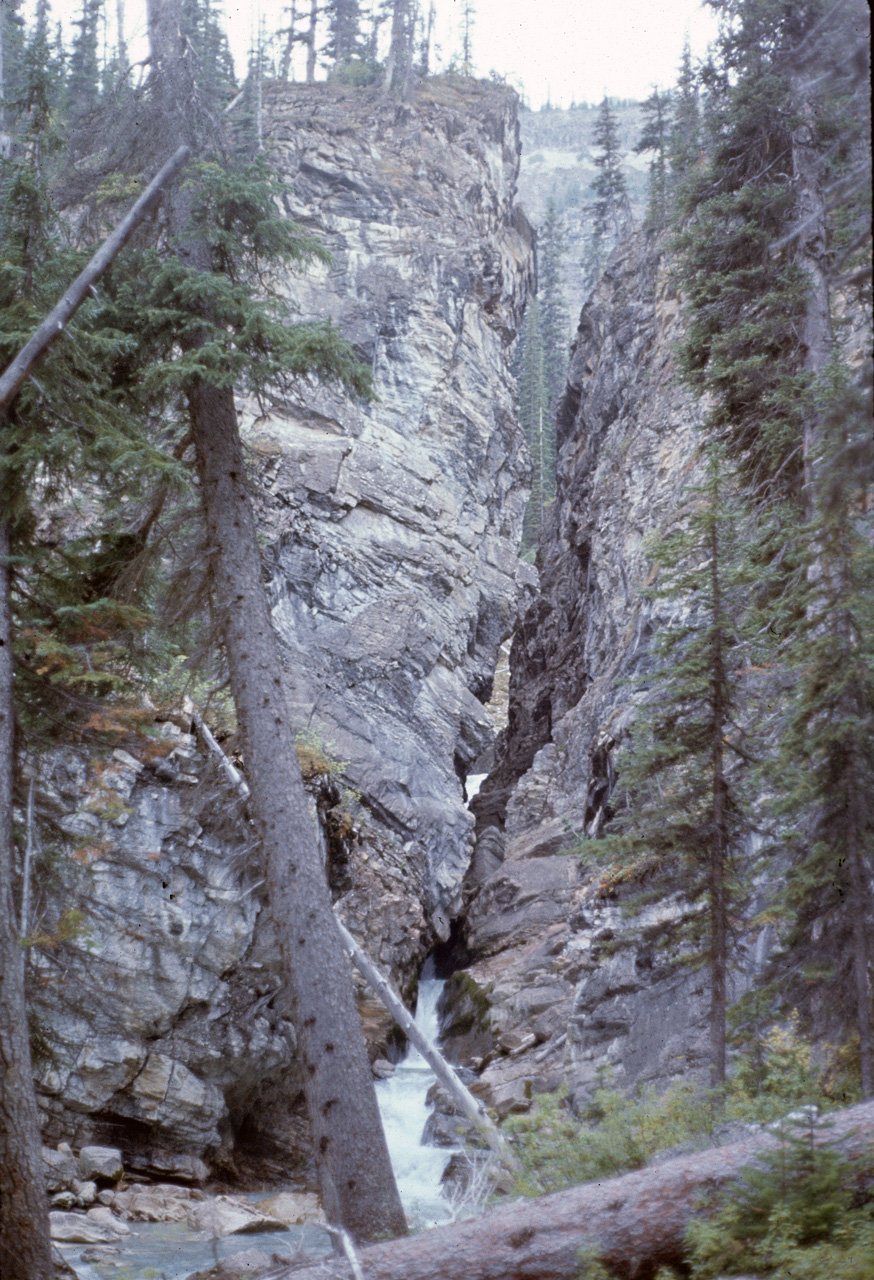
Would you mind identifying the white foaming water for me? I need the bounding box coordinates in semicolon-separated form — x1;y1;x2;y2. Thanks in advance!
466;772;487;801
375;974;460;1229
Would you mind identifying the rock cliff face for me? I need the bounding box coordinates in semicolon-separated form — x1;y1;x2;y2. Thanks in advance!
450;233;721;1116
248;78;535;930
31;78;534;1174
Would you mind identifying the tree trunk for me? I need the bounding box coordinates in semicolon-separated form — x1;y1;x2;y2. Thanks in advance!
279;0;297;81
789;72;873;1094
185;382;406;1240
259;1100;874;1280
306;0;318;82
145;0;406;1241
708;511;727;1087
0;521;54;1280
0;145;190;417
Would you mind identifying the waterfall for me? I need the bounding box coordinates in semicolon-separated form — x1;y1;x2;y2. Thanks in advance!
375;967;460;1228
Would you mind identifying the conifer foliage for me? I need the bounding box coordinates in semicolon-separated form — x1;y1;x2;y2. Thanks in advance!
605;0;873;1095
602;446;752;1084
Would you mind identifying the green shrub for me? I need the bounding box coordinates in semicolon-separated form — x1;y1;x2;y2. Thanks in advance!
504;1082;714;1197
686;1113;874;1278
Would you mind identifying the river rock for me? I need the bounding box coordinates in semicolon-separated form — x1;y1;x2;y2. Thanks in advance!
186;1249;299;1280
111;1182;204;1222
254;1192;324;1225
77;1145;124;1183
42;1144;79;1192
187;1195;289;1237
49;1211;120;1244
85;1206;130;1235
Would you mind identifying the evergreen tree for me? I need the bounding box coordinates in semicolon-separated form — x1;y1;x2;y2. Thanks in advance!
675;0;873;1087
325;0;362;67
766;364;874;1095
0;12;154;1273
109;0;410;1237
669;36;699;183
67;0;103;120
460;0;475;75
382;0;413;93
539;196;569;416
601;444;753;1085
589;95;632;240
0;0;27;126
179;0;236;110
634;86;672;230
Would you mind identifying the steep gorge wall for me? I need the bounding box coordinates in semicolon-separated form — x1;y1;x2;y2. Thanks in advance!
449;233;721;1116
28;79;534;1178
249;79;536;929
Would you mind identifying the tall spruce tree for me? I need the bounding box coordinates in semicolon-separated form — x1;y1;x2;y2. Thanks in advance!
589;95;632;240
669;36;699;183
634;87;672;230
601;444;753;1085
539;196;569;416
675;0;873;1087
325;0;362;67
766;364;874;1095
515;297;550;549
67;0;103;121
0;12;154;1273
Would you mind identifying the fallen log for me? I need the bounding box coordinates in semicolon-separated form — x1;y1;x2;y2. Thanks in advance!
255;1100;874;1280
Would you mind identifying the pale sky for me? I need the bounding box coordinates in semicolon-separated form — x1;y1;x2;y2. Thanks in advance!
49;0;720;109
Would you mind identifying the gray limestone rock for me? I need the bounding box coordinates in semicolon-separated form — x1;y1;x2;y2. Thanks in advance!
77;1147;123;1183
29;78;533;1179
247;79;534;928
454;233;720;1108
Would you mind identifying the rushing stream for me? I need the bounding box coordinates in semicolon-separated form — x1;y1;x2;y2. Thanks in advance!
374;971;460;1228
63;780;487;1276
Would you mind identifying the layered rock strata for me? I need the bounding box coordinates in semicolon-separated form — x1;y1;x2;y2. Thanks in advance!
247;78;535;929
29;726;433;1175
453;233;722;1115
28;78;534;1173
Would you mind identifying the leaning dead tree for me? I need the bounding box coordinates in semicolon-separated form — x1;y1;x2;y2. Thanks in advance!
257;1100;874;1280
0;146;190;416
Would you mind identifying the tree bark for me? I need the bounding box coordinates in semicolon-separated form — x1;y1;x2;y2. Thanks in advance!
258;1100;874;1280
306;0;318;82
0;522;54;1280
708;508;727;1088
145;0;406;1241
185;383;406;1241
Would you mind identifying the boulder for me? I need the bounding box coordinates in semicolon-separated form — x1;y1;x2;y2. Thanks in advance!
255;1192;324;1226
78;1145;124;1183
187;1195;290;1237
49;1211;117;1244
42;1145;79;1192
111;1182;200;1222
